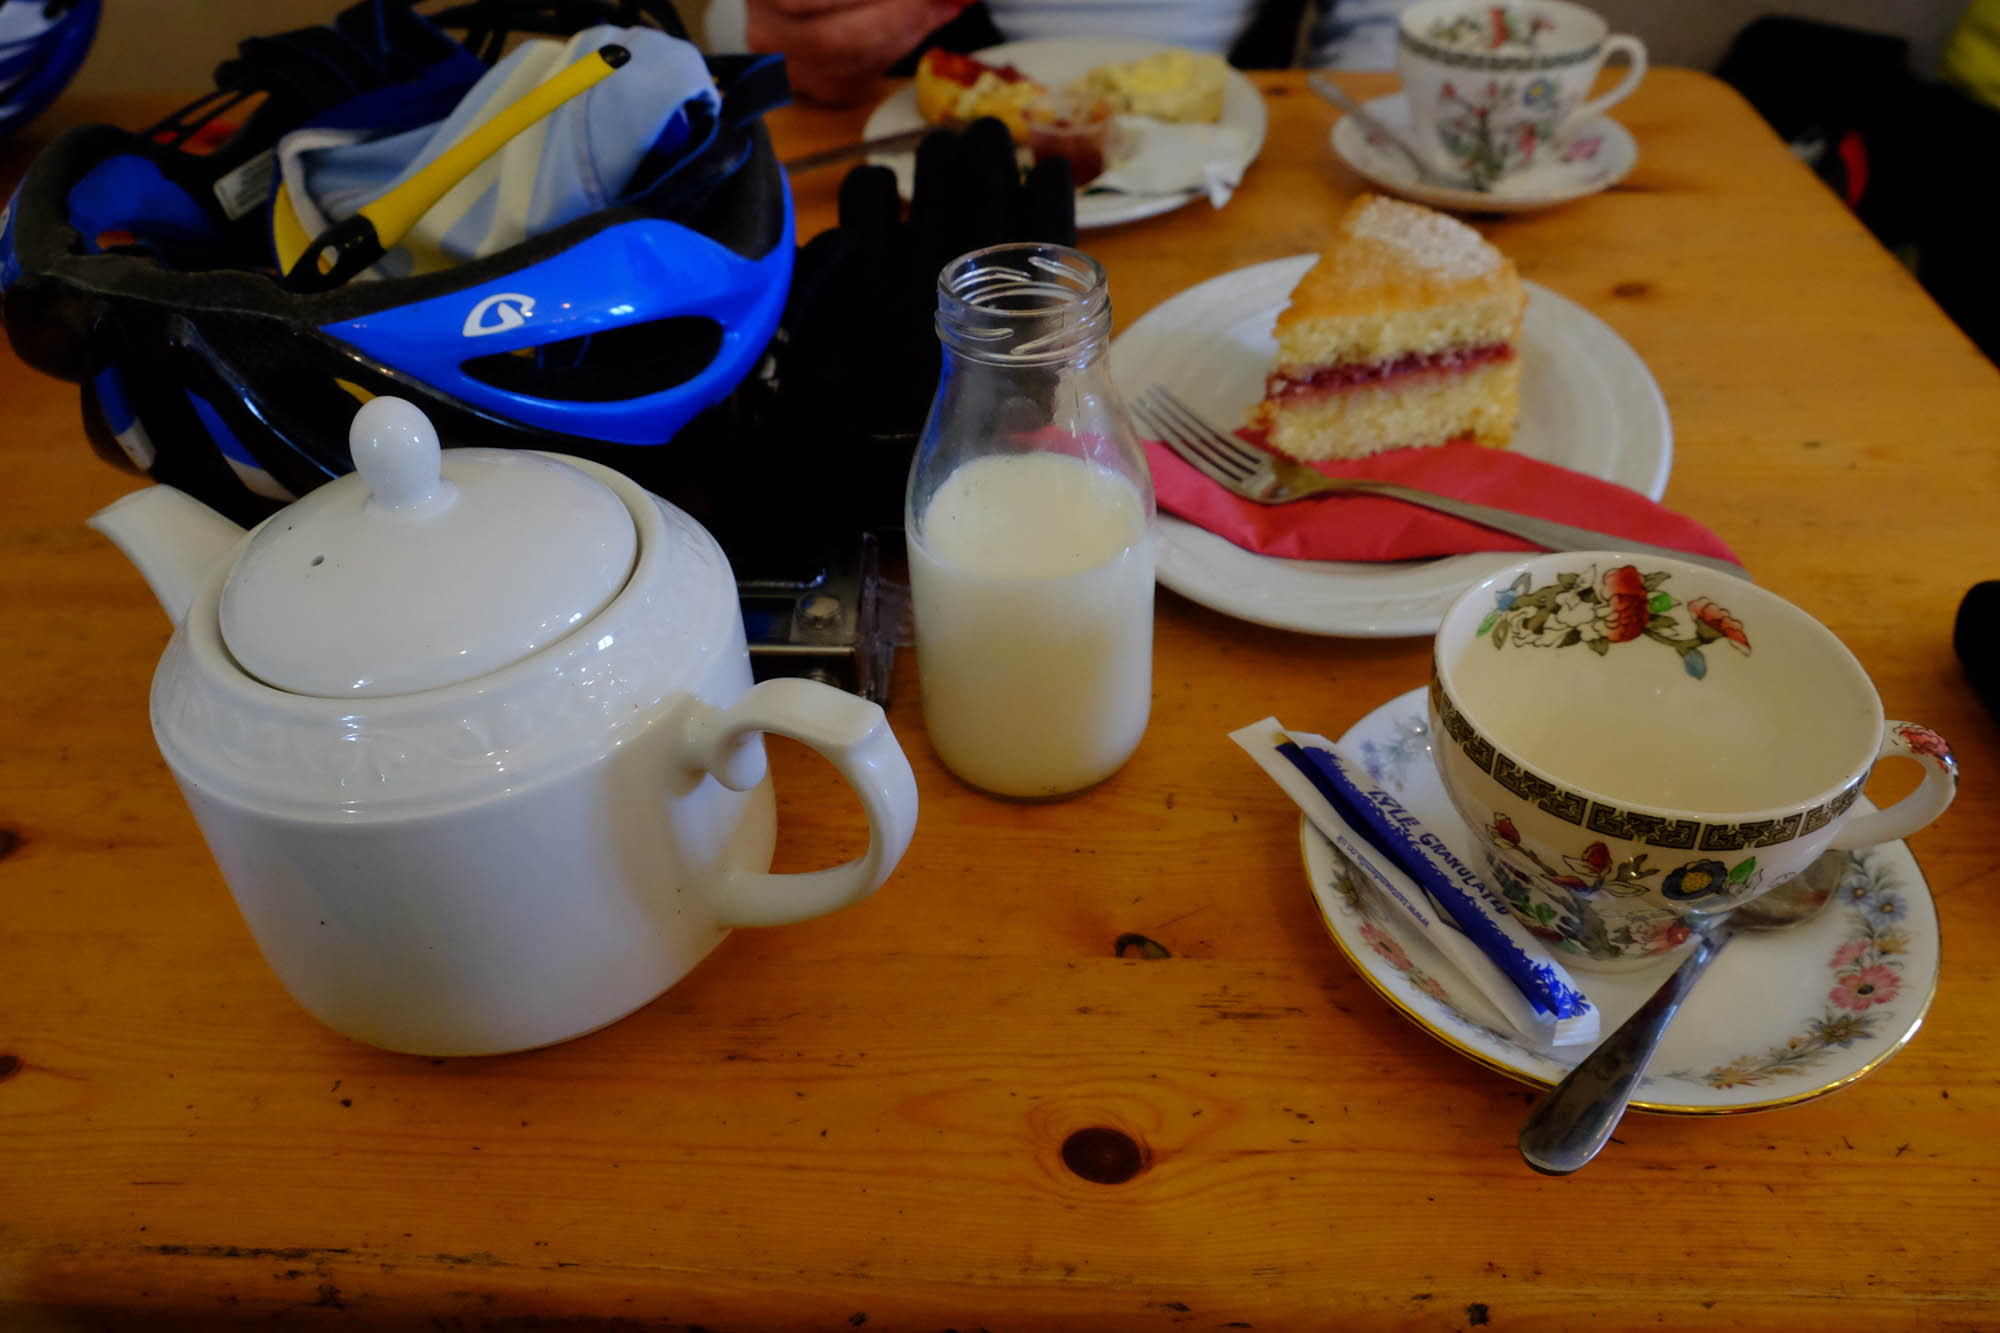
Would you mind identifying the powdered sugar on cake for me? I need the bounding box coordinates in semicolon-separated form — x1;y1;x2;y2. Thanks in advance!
1345;196;1500;281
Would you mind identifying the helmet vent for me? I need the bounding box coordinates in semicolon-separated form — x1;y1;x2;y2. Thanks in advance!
458;315;725;403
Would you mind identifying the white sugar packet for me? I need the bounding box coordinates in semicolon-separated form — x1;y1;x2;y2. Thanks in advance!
1232;718;1599;1047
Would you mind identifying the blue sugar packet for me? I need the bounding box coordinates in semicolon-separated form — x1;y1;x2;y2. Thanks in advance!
1230;718;1597;1046
1280;736;1592;1020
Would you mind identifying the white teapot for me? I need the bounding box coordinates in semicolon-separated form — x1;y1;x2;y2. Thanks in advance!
89;398;918;1056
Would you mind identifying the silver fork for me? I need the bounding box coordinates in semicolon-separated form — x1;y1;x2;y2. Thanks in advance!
1131;385;1748;578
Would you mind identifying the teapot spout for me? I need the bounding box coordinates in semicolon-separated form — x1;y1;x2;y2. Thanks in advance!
88;488;246;626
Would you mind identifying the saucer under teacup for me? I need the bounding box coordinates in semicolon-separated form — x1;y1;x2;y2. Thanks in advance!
1300;686;1938;1112
1329;93;1635;213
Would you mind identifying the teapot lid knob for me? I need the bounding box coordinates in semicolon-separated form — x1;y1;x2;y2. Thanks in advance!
351;397;451;513
217;397;639;698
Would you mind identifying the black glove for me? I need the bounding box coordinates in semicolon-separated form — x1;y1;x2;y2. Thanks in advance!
707;118;1075;564
1955;580;2000;720
796;117;1075;442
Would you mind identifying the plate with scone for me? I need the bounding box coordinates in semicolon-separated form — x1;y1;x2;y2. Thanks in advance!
1111;195;1672;636
865;38;1268;228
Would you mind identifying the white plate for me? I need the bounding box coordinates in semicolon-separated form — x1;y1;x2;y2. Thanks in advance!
1300;687;1938;1113
1109;254;1671;637
863;38;1267;229
1331;93;1636;214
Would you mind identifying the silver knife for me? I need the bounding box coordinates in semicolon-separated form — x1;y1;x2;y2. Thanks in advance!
782;126;935;174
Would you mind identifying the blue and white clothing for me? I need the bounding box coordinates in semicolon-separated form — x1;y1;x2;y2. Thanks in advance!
280;24;719;276
709;0;1413;70
1305;0;1410;69
983;0;1263;54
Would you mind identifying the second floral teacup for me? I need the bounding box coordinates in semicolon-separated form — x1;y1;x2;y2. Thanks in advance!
1396;0;1646;189
1429;552;1957;969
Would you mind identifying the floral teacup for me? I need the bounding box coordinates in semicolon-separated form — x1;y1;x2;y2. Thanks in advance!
1429;552;1957;969
1396;0;1646;189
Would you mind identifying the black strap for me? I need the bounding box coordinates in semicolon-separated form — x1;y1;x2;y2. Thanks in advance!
627;52;790;214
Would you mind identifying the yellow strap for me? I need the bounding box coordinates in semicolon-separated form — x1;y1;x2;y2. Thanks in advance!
356;44;627;253
270;176;315;272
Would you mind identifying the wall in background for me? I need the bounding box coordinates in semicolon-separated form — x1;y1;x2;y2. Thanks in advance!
59;0;1966;96
1589;0;1963;75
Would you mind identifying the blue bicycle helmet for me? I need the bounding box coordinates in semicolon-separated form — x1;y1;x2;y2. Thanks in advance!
0;0;791;523
0;0;98;141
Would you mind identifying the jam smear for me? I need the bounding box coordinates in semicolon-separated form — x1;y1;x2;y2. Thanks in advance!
926;50;1031;86
1269;343;1515;400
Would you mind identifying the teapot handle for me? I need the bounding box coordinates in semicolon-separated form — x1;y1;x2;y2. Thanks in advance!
673;677;919;927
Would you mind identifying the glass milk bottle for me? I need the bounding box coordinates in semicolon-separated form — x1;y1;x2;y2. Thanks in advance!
904;243;1155;800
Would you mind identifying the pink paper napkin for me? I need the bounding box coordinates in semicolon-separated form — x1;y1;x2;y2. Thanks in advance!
1145;436;1739;565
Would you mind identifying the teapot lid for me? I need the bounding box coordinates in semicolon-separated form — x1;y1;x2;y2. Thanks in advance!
218;398;637;697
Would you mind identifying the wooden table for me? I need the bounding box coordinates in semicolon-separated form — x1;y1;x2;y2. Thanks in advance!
5;69;1998;1329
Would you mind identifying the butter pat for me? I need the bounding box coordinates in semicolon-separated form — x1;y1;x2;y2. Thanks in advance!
1075;49;1227;123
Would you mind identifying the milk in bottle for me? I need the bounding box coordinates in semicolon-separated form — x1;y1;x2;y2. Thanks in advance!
905;244;1155;799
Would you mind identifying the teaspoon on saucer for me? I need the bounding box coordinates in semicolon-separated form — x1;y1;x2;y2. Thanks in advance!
1516;849;1850;1175
1308;75;1462;189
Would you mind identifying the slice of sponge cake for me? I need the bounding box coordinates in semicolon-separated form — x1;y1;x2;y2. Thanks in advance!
1246;195;1526;461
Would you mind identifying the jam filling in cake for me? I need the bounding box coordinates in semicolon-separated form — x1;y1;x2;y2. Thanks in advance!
1265;343;1517;401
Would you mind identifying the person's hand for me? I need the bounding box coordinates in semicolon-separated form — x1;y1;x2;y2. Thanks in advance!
746;0;967;105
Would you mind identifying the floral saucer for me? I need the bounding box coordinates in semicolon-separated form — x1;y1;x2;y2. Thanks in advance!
1300;686;1938;1112
1329;93;1635;214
